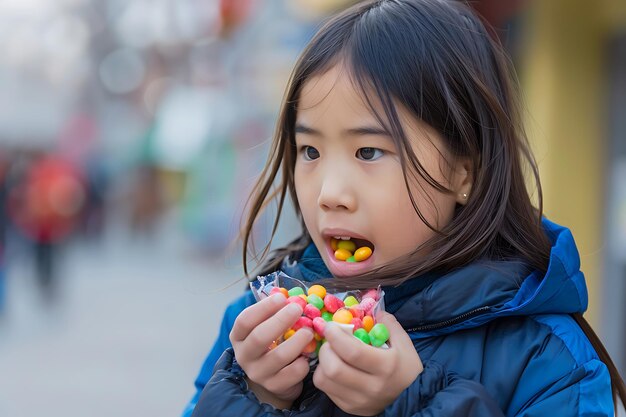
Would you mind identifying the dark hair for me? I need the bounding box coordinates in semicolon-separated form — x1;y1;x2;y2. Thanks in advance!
240;0;625;408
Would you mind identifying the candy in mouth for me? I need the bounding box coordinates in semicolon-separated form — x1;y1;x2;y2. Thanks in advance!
330;237;374;262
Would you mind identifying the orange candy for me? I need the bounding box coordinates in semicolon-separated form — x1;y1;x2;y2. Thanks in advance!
302;339;318;354
363;315;375;333
308;284;327;299
354;247;373;262
332;308;354;324
284;329;296;340
334;248;352;261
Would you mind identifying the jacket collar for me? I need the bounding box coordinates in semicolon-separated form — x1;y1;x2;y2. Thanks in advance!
394;218;587;337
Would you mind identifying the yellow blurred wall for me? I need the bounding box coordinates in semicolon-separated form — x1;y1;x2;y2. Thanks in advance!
523;0;626;328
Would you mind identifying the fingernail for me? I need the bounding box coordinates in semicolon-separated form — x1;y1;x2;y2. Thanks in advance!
271;294;286;305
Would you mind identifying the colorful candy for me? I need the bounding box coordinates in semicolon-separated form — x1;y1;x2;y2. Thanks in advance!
362;315;375;333
331;238;373;263
354;247;373;262
369;323;390;347
308;285;327;299
304;304;322;319
353;328;371;344
307;294;324;310
332;308;353;324
288;287;305;297
334;248;352;261
270;284;386;354
323;294;344;313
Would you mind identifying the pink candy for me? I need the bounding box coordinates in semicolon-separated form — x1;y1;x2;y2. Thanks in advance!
312;317;327;337
362;289;380;301
350;317;364;330
287;295;307;309
304;304;322;319
323;294;344;313
359;297;376;315
292;316;313;331
349;306;365;319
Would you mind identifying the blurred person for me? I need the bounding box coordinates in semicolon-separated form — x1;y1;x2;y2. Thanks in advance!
128;163;167;238
184;1;625;416
7;150;85;299
0;148;9;312
80;153;109;240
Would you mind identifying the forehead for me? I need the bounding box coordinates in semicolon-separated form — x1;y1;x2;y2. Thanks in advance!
297;64;379;120
296;64;444;149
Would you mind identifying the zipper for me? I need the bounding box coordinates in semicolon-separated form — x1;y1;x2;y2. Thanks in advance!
406;306;492;332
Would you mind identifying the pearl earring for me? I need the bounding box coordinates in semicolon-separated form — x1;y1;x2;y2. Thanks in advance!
462;193;468;199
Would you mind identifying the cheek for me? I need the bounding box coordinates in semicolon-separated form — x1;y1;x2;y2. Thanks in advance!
374;183;455;258
294;170;316;222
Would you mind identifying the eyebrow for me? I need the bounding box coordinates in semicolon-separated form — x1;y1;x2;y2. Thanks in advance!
294;123;390;138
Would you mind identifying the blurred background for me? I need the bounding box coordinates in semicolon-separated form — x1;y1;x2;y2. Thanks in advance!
0;0;624;416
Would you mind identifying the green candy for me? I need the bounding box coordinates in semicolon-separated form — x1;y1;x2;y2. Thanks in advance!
315;340;323;355
369;323;390;347
346;256;356;263
322;311;333;322
288;287;305;297
353;328;371;344
343;295;359;307
307;294;324;309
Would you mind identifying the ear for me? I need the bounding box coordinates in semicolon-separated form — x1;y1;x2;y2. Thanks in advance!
452;157;473;206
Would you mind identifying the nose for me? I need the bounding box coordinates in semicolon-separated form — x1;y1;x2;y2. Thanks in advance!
317;170;357;212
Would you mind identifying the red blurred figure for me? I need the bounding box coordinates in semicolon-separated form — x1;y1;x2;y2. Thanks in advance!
8;153;85;296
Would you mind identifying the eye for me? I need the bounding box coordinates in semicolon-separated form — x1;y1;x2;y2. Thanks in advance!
302;146;320;160
356;147;384;161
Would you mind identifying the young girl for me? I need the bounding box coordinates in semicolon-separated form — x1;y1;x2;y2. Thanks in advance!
183;0;626;415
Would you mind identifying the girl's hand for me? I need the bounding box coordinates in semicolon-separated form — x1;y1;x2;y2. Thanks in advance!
312;312;423;416
229;294;314;410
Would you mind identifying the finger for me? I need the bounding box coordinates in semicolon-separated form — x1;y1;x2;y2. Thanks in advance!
315;339;371;388
236;302;303;361
377;311;413;349
323;322;382;373
267;328;314;369
230;294;287;343
264;356;310;395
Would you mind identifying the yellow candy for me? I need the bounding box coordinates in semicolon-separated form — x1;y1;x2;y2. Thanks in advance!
284;329;296;340
330;238;339;251
334;248;352;261
332;308;354;324
337;239;356;253
354;246;373;262
308;284;327;299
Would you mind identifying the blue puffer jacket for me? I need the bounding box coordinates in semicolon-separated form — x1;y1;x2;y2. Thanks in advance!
183;219;614;416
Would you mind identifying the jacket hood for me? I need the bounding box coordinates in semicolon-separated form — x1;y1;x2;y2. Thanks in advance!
393;218;588;337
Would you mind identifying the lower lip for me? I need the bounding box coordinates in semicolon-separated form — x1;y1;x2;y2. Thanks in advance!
325;244;375;277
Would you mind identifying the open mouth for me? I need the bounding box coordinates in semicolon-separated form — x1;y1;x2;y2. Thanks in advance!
329;236;375;263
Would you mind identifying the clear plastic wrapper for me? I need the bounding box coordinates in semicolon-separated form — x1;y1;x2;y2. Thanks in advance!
250;271;388;364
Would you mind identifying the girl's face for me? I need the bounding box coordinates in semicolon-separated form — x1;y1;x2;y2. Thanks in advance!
294;65;471;278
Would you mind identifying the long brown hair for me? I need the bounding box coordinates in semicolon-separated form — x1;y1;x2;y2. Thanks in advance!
240;0;625;408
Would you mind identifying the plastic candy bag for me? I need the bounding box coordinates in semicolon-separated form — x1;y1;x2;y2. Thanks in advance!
250;271;388;363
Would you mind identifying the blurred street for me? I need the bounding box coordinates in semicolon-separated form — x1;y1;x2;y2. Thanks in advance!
0;212;246;417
